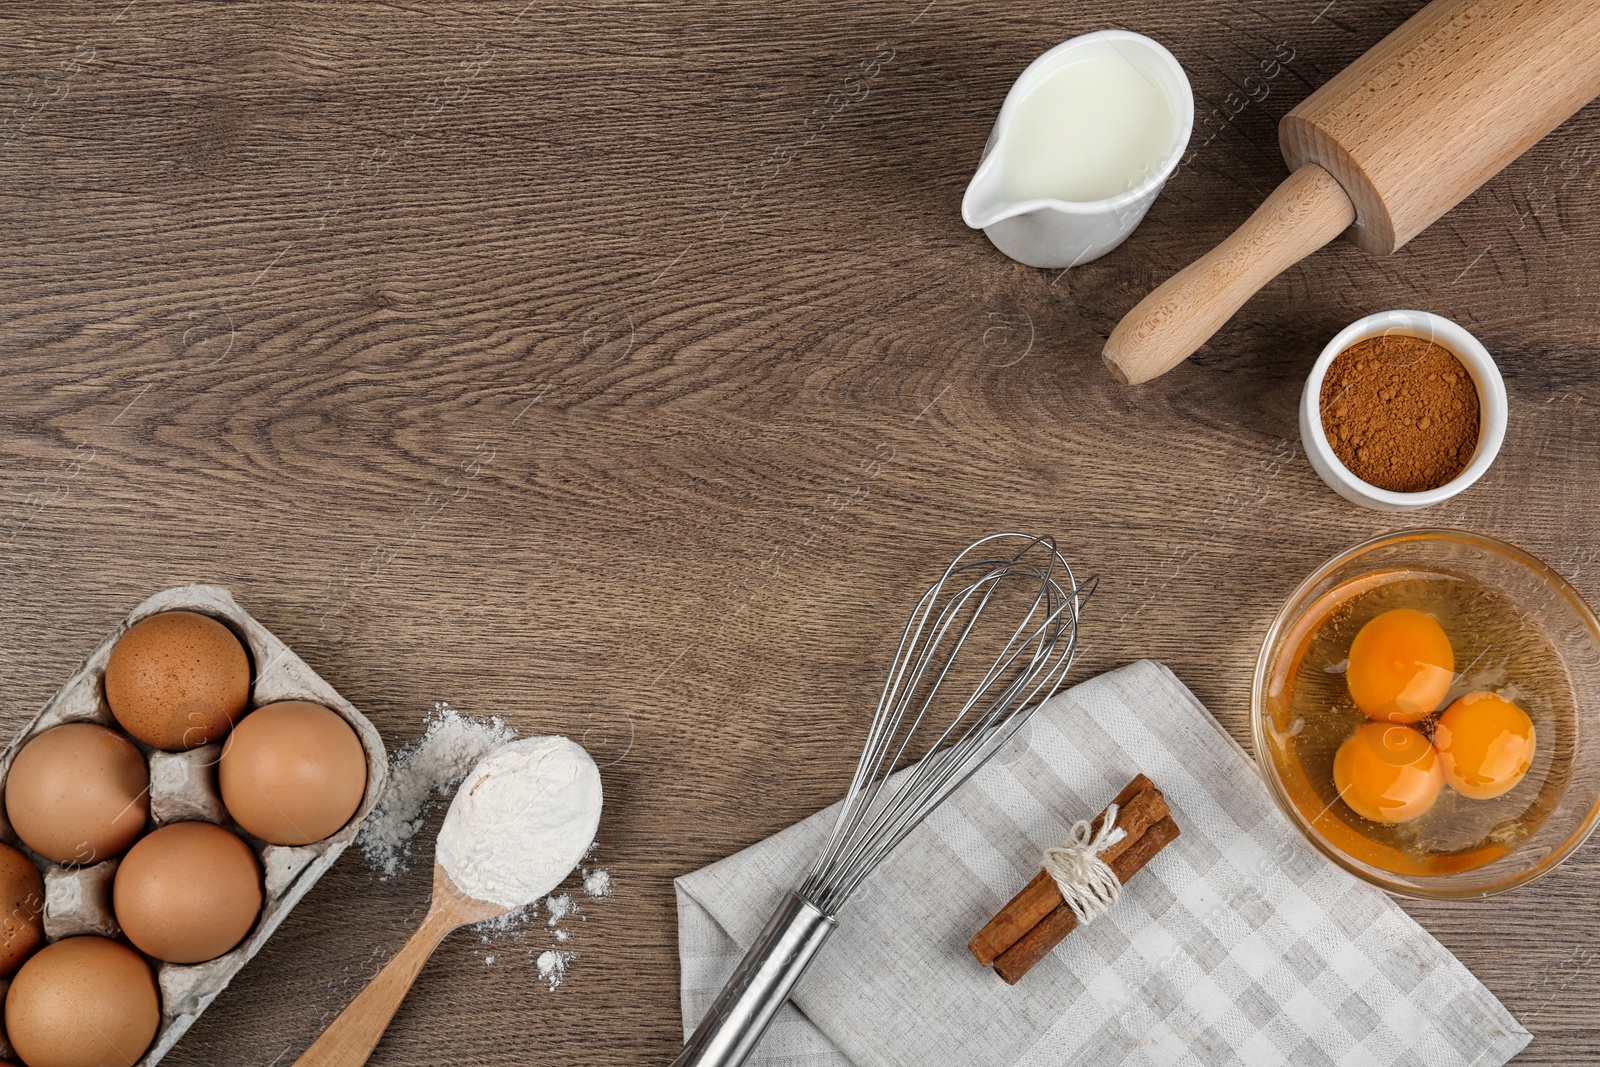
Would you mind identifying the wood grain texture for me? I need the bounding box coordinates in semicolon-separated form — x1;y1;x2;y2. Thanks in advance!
1;0;1597;1063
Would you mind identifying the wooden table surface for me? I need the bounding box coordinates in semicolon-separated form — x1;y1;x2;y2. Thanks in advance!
4;1;1598;1063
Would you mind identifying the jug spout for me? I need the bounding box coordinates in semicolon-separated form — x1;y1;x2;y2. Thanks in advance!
961;148;1014;231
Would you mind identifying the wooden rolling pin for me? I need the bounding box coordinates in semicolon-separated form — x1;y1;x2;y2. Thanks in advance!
1102;0;1600;385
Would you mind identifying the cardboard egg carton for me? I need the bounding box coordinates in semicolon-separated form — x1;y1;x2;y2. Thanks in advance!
0;585;389;1067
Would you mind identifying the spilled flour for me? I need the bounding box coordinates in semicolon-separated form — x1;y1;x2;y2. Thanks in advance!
477;867;615;978
537;949;573;989
583;868;612;898
358;703;514;878
366;703;618;990
477;903;537;938
545;893;577;927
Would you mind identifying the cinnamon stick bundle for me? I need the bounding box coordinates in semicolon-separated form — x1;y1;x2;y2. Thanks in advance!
969;774;1179;985
995;815;1179;983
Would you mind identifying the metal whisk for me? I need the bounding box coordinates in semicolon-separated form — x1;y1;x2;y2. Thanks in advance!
672;532;1093;1067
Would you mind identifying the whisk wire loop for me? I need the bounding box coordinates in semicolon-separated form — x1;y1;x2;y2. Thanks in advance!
800;533;1092;914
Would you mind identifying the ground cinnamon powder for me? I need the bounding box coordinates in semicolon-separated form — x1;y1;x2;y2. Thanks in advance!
1319;334;1480;493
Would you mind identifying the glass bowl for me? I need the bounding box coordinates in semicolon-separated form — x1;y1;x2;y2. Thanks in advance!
1252;529;1600;899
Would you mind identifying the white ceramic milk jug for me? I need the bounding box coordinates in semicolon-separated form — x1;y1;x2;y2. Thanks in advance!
962;31;1193;269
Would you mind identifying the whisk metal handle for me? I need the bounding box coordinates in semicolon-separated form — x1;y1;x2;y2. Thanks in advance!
670;891;837;1067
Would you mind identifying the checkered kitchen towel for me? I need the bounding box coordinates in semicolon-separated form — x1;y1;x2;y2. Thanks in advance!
676;660;1531;1067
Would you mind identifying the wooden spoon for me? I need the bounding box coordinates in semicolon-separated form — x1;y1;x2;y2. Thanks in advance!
291;861;507;1067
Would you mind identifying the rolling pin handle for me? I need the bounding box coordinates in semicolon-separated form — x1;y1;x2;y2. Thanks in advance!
1101;164;1357;385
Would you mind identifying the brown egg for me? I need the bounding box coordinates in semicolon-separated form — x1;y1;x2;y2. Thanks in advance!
0;845;43;978
219;701;367;846
0;975;11;1054
5;936;159;1067
113;821;261;964
104;611;251;750
5;724;149;865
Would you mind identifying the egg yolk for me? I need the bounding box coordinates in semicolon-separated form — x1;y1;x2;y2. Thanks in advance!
1434;691;1536;800
1332;723;1444;824
1345;608;1455;723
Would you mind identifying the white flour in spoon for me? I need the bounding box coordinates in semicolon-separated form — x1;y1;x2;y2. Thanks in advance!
437;736;604;909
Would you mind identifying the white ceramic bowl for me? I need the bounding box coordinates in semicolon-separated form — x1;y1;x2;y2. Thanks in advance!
1299;310;1507;512
961;31;1193;269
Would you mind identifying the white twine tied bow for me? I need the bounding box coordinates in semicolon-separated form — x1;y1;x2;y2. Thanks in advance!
1042;802;1127;926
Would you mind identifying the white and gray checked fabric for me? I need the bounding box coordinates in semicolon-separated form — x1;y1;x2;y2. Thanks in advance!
675;660;1530;1067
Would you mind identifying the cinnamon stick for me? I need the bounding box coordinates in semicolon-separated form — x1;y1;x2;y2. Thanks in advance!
993;814;1181;984
968;775;1168;966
